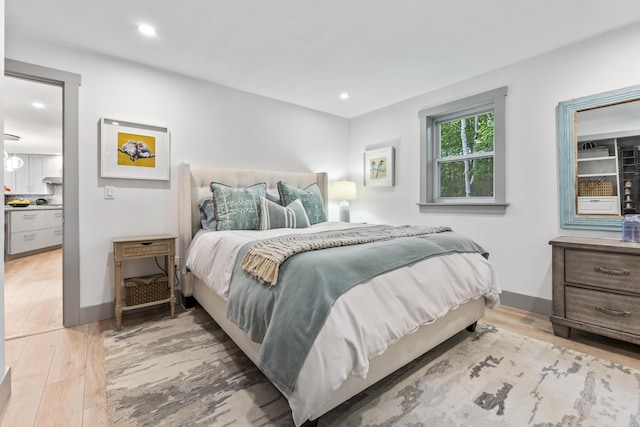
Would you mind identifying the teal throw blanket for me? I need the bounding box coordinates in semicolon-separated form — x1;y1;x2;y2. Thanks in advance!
225;227;488;395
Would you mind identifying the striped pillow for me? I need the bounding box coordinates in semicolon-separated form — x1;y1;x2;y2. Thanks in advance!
260;197;310;230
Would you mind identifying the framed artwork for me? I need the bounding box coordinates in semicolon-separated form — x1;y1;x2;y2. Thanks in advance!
364;146;395;187
100;118;170;180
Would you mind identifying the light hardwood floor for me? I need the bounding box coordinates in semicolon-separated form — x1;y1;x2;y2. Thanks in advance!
5;249;63;339
1;303;639;426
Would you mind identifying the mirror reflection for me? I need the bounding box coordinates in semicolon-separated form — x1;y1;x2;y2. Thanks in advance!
576;100;640;218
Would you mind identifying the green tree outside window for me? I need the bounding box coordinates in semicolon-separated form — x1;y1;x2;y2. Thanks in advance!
438;112;494;198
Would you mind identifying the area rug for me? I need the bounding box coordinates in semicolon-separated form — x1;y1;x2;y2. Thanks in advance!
104;309;640;426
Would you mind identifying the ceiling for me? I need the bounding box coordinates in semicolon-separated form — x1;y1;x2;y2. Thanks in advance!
6;0;640;120
4;76;63;155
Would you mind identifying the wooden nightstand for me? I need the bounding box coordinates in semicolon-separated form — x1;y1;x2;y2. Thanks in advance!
113;234;176;330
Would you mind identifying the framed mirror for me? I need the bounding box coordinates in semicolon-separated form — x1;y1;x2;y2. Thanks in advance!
558;84;640;231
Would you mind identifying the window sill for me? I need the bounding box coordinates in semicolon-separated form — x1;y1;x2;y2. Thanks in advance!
417;202;509;214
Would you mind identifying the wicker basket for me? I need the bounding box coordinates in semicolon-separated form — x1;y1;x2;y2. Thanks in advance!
578;180;614;197
125;273;169;306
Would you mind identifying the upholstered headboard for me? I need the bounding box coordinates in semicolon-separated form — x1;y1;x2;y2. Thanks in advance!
177;162;328;296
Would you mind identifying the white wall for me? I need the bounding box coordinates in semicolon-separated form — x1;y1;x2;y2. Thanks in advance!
348;24;640;302
6;23;640;310
5;34;349;309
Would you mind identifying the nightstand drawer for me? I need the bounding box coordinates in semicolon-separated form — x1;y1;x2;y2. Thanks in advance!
565;249;640;293
565;286;640;336
116;239;175;260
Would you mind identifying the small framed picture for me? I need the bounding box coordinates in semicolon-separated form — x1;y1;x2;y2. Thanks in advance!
100;118;170;180
364;146;395;187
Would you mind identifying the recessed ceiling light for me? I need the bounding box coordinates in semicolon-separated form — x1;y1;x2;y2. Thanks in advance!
339;92;350;100
112;121;120;126
32;102;45;109
138;24;157;37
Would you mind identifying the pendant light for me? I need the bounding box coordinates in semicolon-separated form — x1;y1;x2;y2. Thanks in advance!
4;134;24;171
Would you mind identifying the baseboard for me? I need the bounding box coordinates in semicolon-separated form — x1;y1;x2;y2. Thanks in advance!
0;367;11;413
79;301;114;324
79;299;181;325
499;291;552;316
4;244;62;262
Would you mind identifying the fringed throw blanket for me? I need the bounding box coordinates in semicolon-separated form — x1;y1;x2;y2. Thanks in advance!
241;225;451;285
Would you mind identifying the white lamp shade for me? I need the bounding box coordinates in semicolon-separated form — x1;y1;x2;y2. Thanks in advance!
332;180;357;201
6;155;24;170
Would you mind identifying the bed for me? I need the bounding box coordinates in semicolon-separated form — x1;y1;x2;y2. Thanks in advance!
177;162;500;425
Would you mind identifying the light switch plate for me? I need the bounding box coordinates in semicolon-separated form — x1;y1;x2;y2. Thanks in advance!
105;185;115;199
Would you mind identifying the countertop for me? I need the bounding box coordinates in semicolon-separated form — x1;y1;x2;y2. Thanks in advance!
4;205;63;212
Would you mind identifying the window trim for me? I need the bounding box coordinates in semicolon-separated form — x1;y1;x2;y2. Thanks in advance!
418;86;508;214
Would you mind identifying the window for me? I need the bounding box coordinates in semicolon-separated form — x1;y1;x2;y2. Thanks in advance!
418;87;508;214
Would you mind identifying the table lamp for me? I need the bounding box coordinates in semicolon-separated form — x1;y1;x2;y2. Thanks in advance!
332;180;357;222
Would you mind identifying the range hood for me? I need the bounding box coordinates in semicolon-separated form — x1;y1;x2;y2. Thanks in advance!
42;176;63;185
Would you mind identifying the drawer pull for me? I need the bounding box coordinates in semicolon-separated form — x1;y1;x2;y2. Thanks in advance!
594;266;630;276
141;242;153;246
595;306;631;317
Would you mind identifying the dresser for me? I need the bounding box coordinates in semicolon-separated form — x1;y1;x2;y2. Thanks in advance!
549;236;640;345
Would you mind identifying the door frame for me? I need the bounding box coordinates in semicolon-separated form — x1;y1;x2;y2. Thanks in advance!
5;59;81;327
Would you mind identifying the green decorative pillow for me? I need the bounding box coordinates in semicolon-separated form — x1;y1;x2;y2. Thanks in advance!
210;182;267;230
260;197;310;230
277;181;327;224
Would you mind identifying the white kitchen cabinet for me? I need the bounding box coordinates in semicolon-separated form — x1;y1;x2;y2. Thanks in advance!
29;154;48;194
44;155;63;177
5;154;57;195
45;209;63;228
6;208;63;257
12;157;31;194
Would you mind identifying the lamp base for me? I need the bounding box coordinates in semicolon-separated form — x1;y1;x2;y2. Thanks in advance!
339;200;350;223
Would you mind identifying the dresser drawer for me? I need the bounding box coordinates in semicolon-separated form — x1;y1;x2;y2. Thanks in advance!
115;238;175;260
565;286;640;336
565;249;640;293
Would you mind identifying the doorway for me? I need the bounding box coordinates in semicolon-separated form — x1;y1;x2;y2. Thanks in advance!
4;75;63;337
4;59;81;328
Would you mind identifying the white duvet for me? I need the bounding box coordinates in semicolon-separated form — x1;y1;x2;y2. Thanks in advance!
185;222;501;425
